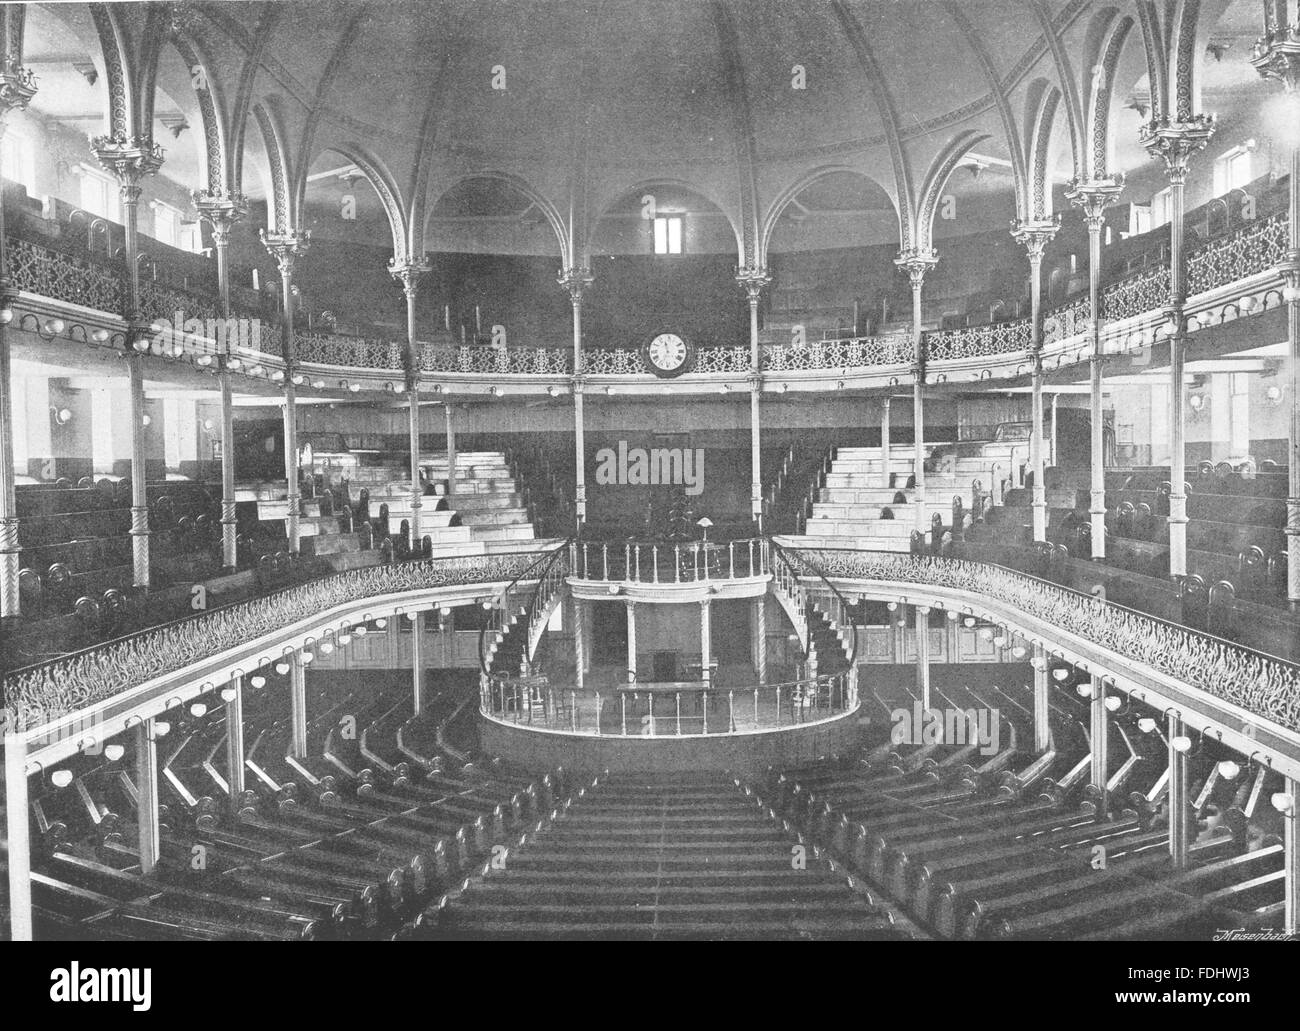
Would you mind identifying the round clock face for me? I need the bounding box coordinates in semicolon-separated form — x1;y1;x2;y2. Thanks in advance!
645;332;690;376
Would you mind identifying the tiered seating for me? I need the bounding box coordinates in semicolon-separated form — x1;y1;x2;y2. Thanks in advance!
407;772;908;940
755;675;1288;940
975;463;1290;607
419;452;536;544
11;670;562;941
781;444;1002;550
15;480;222;619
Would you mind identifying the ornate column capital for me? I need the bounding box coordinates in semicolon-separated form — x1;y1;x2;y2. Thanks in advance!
1138;118;1215;185
1010;216;1060;262
557;266;594;304
735;265;771;302
1065;176;1125;227
260;228;311;278
192;190;247;242
894;248;938;288
388;256;432;301
90;134;164;193
0;59;37;122
1252;21;1300;93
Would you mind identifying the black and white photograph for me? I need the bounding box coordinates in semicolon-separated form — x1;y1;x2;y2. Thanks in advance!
0;0;1296;990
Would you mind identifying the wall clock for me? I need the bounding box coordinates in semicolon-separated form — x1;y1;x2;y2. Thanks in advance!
642;330;693;378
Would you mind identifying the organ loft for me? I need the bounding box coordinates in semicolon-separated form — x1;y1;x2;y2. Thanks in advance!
0;0;1298;946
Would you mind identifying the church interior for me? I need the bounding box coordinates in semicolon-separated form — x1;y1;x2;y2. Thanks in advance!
0;0;1299;943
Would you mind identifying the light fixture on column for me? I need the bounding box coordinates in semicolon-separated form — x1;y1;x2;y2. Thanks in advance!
1104;695;1121;712
141;413;152;427
274;658;290;676
50;406;73;426
1137;716;1157;733
153;721;171;737
250;672;267;689
227;357;243;370
0;306;12;324
1170;734;1193;753
353;622;369;636
189;702;208;717
1052;667;1069;681
220;686;237;702
51;769;74;788
1217;760;1240;780
91;328;110;344
104;743;125;762
291;372;305;386
1264;382;1284;406
271;369;285;383
1076;682;1093;698
1188;392;1206;415
1271;792;1295;815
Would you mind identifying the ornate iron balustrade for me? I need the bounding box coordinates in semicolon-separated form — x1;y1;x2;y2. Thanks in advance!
6;235;123;313
481;670;855;736
761;335;912;370
1186;211;1289;297
925;318;1032;361
569;538;768;583
1102;264;1170;323
2;550;550;732
6;210;1292;376
792;547;1300;735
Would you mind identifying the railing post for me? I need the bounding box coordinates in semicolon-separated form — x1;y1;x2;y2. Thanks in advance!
412;612;425;716
675;692;682;736
602;543;609;580
570;690;576;733
1090;673;1108;817
135;717;160;875
729;541;735;579
703;691;709;734
635;544;641;582
1169;712;1191;869
621;693;627;736
653;545;659;583
290;650;308;758
225;675;245;810
728;690;734;733
675;544;681;583
5;731;32;940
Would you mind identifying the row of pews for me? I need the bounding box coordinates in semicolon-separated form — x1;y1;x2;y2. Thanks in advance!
3;672;564;940
752;676;1288;940
402;771;911;941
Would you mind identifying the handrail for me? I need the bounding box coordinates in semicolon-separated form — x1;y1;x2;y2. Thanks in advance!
476;537;573;677
4;548;558;733
569;537;767;583
768;538;859;674
481;669;855;736
781;545;1300;735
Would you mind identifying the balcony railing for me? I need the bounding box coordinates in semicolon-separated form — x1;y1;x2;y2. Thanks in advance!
789;547;1300;737
481;670;855;736
569;538;768;583
6;205;1289;376
1;548;553;733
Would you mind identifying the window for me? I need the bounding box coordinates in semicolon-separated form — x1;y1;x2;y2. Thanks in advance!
77;164;119;222
1213;144;1254;197
652;215;682;255
1;127;37;197
151;199;201;252
1128;203;1151;237
1151;187;1172;228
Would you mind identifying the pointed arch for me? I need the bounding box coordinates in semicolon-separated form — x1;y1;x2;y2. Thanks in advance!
915;130;991;253
758;164;900;269
1024;80;1064;219
709;0;760;268
88;2;134;138
1031;0;1086;180
1083;9;1135;181
427;171;570;267
229;5;281;196
252;100;293;231
322;144;410;266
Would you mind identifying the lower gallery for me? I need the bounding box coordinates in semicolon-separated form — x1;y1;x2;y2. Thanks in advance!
1;0;1299;943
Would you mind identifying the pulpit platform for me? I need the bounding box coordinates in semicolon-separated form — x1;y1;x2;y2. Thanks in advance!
478;669;861;775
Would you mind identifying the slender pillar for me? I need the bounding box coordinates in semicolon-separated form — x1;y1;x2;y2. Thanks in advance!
290;650;308;758
700;597;712;688
1142;120;1213;579
737;268;770;526
1254;28;1300;604
1012;219;1060;543
444;403;456;501
895;251;937;534
573;597;586;690
4;731;32;939
626;600;637;683
1089;673;1108;815
1168;714;1191;869
127;356;150;586
753;595;767;685
412;612;425;715
880;396;892;488
1032;644;1050;753
1066;180;1123;561
914;605;930;711
1050;393;1060;468
559;268;593;528
194;194;247;570
1281;777;1299;936
260;230;311;555
225;676;245;810
389;259;431;550
135;718;160;875
93;139;163;588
